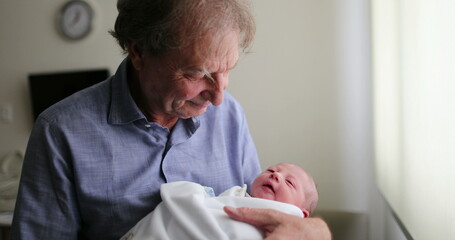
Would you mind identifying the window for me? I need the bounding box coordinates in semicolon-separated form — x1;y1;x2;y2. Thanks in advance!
372;0;455;239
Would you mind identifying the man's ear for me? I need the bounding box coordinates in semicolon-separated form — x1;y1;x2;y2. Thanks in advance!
128;43;144;71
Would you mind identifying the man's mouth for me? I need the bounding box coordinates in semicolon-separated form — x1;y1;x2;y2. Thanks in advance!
189;101;210;109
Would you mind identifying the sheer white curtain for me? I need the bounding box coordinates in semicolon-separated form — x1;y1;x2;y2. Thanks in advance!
372;0;455;239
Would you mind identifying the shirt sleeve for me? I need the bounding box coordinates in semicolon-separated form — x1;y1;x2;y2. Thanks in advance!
11;117;80;240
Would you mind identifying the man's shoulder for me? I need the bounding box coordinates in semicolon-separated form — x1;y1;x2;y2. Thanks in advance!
205;91;245;117
37;79;111;124
222;91;242;108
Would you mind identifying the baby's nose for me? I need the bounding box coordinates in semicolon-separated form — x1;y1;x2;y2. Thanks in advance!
270;173;281;182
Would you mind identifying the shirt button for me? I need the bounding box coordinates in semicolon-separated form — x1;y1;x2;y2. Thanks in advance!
145;124;151;128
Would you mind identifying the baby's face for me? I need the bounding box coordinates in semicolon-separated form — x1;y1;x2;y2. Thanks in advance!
251;163;307;212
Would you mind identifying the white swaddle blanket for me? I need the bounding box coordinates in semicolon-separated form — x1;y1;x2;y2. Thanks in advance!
121;181;303;240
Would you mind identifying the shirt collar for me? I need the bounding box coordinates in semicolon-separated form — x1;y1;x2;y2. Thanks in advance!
108;57;145;125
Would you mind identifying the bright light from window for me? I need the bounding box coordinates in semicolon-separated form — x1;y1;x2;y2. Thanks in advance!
372;0;455;239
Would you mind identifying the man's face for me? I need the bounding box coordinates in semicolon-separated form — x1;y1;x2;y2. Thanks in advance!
134;30;240;119
251;163;308;212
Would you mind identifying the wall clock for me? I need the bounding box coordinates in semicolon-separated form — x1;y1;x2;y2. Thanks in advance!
58;0;93;40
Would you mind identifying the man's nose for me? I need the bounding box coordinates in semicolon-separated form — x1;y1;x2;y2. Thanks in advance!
204;73;229;106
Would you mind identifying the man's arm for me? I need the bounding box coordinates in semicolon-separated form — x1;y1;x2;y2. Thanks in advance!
11;118;80;239
224;206;332;240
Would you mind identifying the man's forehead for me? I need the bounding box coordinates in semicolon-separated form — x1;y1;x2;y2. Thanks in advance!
179;31;239;68
179;52;239;74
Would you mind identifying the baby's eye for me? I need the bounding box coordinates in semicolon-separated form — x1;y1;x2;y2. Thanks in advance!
266;169;275;173
286;179;295;187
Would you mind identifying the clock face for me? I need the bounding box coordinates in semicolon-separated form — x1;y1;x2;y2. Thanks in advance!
58;0;93;40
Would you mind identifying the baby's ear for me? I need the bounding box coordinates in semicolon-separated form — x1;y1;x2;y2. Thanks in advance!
302;209;310;218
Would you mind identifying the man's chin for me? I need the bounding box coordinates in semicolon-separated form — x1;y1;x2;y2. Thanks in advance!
176;108;208;119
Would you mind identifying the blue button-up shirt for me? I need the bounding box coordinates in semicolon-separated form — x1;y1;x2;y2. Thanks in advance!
11;58;261;240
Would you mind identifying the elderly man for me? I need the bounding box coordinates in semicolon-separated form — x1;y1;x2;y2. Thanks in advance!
11;0;330;239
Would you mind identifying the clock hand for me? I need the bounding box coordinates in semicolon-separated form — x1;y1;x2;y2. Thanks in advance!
72;10;81;26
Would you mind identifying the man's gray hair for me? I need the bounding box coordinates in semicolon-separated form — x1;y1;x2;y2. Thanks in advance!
110;0;255;56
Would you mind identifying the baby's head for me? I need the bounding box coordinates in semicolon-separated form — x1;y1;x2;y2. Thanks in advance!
251;163;318;217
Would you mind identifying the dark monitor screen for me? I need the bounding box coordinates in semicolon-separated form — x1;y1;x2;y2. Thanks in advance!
28;69;109;121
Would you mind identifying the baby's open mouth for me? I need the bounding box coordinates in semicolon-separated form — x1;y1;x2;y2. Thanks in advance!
263;184;274;193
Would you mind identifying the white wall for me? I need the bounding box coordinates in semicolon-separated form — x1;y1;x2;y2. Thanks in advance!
0;0;408;239
0;0;124;157
230;0;373;212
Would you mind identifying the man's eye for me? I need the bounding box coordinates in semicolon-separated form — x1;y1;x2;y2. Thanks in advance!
184;73;204;81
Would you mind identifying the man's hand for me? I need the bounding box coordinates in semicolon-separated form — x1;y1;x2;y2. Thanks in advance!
224;206;331;240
